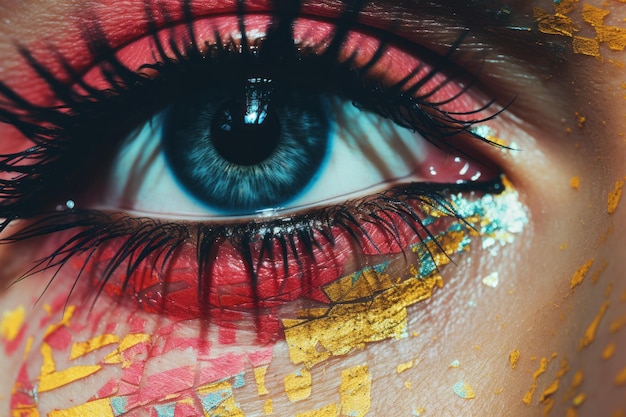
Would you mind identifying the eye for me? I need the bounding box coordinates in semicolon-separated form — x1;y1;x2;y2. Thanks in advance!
0;3;511;320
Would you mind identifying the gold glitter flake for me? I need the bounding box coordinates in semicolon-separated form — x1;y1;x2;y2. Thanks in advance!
570;259;594;289
283;272;443;368
608;180;624;214
570;177;580;189
523;357;550;405
572;393;587;407
38;365;102;393
296;404;339;417
615;367;626;386
452;381;476;399
509;350;520;369
397;361;414;374
578;301;610;350
254;366;270;396
284;368;312;402
603;343;617;360
340;365;371;417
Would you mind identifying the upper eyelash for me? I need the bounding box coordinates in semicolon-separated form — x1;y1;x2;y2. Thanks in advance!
0;0;503;227
0;0;510;314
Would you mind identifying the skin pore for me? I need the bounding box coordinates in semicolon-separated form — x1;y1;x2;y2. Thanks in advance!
1;0;626;416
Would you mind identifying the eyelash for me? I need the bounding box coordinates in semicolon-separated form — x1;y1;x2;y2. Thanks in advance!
0;0;505;315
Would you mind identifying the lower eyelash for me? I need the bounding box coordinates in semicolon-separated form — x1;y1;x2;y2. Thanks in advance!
3;178;504;317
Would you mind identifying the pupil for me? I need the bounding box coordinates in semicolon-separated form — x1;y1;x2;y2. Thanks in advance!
210;99;281;166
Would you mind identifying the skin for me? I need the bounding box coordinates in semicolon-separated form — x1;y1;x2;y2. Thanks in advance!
1;0;626;416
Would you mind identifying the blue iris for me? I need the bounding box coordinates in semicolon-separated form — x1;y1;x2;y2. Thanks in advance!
162;78;330;214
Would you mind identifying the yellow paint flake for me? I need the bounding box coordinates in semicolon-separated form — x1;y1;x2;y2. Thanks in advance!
570;259;594;289
452;381;476;399
571;370;584;388
48;399;114;417
405;380;412;390
254;366;270;396
38;365;102;393
608;180;624;214
615;367;626;386
103;333;150;365
582;3;609;26
540;359;569;403
1;305;25;341
196;381;245;417
592;261;608;284
70;334;120;360
264;399;273;415
573;36;600;56
295;404;339;417
570;176;580;190
523;357;550;405
543;398;555;416
40;342;56;376
572;393;586;407
284;369;312;402
283;271;443;368
566;408;579;417
396;361;413;374
578;301;610;350
610;315;626;333
340;365;371;417
509;349;520;369
23;336;34;360
44;306;75;338
539;380;560;403
413;407;426;416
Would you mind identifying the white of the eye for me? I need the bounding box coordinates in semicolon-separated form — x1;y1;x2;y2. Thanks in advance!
101;98;429;219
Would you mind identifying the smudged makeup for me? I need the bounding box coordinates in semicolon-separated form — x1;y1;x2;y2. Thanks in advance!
0;0;536;415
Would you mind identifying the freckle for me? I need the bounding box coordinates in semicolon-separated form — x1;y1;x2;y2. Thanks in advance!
570;176;580;190
607;179;624;214
578;301;610;350
615;367;626;386
509;350;520;369
570;259;594;290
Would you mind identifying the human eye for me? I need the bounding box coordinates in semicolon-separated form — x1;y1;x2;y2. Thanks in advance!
0;0;533;415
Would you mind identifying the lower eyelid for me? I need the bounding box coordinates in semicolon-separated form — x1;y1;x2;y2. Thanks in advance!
19;177;504;321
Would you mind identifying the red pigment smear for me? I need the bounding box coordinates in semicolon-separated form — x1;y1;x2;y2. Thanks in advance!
10;364;36;409
95;378;120;399
45;326;72;351
3;324;27;355
135;366;196;405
